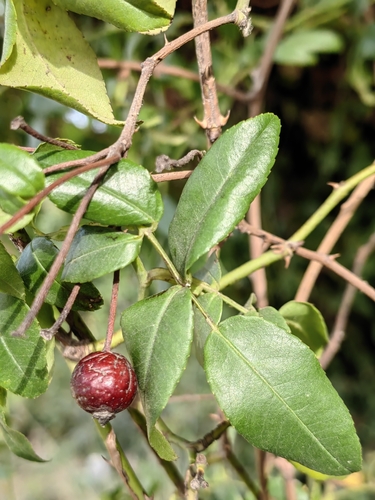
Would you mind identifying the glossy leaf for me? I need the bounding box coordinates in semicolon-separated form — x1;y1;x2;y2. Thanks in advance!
168;114;280;275
193;252;222;287
193;293;222;367
47;159;163;227
121;286;193;434
0;294;48;398
52;0;176;34
274;30;343;66
0;416;48;462
205;315;361;476
16;238;103;311
279;301;329;354
0;143;44;231
0;0;122;125
62;226;143;283
0;241;25;299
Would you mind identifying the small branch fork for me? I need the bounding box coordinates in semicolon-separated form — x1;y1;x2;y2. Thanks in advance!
7;9;247;338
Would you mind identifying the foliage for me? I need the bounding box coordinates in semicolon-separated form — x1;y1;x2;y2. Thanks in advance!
1;0;375;499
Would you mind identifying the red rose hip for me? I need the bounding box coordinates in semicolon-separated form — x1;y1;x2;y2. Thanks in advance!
71;351;137;426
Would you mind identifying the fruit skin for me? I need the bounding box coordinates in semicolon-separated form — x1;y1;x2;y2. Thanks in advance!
71;351;137;426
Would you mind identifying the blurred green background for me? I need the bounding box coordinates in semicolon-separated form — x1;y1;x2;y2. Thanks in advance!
1;0;375;498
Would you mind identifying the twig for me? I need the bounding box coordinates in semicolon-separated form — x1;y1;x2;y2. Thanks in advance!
11;116;78;150
111;10;243;157
128;408;185;497
103;270;120;352
320;232;375;369
155;150;204;173
223;432;261;499
193;0;229;144
43;148;111;174
236;221;375;302
295;174;375;302
11;162;115;337
41;284;81;340
0;155;119;235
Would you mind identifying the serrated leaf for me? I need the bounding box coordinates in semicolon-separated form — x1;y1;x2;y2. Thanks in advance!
193;293;222;367
62;226;143;283
0;0;122;125
52;0;176;34
279;301;329;354
16;237;103;311
0;241;25;299
149;426;177;461
204;315;361;476
274;30;343;66
46;159;163;227
0;417;48;462
121;286;193;434
168;114;280;275
0;294;48;397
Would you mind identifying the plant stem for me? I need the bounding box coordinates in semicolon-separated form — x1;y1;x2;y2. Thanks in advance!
103;269;120;352
95;422;148;500
191;278;249;314
219;162;375;290
144;230;185;286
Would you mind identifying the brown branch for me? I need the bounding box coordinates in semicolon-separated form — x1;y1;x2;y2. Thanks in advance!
11;116;78;150
12;162;115;337
193;0;229;144
0;155;119;235
155;150;204;173
320;232;375;369
237;221;375;302
103;269;120;352
41;284;81;340
295;174;375;302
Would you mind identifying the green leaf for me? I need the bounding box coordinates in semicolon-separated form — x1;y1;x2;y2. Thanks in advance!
204;315;361;476
0;0;17;65
16;237;103;311
259;306;290;333
274;30;344;66
121;286;193;434
0;417;48;462
62;226;143;283
0;294;48;398
0;241;25;299
0;0;122;125
0;387;7;408
149;426;177;461
193;293;222;368
279;301;329;354
168;114;280;275
0;143;44;215
47;159;163;227
193;252;222;287
52;0;176;34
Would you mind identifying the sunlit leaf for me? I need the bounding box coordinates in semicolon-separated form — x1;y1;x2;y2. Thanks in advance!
0;241;25;299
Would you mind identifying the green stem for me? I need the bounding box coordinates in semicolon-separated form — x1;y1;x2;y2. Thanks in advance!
219;162;375;291
128;409;185;497
190;294;220;332
191;278;250;314
143;230;185;286
132;256;149;300
95;421;148;499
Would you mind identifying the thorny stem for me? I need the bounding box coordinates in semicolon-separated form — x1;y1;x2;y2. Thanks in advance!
219;163;375;292
103;269;121;352
11;163;115;337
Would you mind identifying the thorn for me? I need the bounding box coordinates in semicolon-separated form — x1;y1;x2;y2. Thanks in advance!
194;116;207;129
